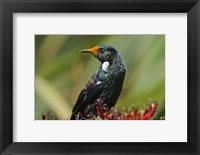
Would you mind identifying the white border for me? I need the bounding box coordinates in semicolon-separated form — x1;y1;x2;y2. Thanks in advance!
13;13;187;142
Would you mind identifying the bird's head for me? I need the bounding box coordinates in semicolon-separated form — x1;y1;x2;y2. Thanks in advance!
80;45;118;63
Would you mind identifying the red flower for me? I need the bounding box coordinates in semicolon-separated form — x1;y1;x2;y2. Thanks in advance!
96;101;158;120
42;101;161;120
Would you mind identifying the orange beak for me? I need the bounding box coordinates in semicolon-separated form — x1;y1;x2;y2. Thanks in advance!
80;46;100;56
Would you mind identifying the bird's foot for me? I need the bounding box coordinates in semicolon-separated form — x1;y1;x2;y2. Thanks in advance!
96;104;113;120
96;104;105;119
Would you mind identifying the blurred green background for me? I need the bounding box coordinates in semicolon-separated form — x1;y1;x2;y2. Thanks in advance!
35;35;165;120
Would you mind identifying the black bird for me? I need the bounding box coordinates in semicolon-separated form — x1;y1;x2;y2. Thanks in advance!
70;45;126;120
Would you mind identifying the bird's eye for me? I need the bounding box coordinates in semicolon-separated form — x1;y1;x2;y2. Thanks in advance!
99;48;104;53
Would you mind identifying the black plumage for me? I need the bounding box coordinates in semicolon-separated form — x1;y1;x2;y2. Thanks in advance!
70;45;126;120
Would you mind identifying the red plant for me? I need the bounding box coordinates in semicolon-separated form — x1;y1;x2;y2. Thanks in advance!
96;101;158;120
42;101;160;120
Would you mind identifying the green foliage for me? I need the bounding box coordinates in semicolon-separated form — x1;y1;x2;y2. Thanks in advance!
35;35;165;120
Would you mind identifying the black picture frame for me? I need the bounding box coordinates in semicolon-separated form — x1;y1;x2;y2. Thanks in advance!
0;0;200;154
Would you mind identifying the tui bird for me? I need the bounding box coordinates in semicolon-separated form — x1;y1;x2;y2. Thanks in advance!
70;45;126;120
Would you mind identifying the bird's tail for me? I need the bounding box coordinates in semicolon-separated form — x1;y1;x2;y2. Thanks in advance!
70;113;76;120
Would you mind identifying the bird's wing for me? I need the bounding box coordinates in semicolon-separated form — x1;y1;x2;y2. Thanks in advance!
71;74;103;116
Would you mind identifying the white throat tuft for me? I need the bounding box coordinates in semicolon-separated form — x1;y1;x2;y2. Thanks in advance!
102;61;109;72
